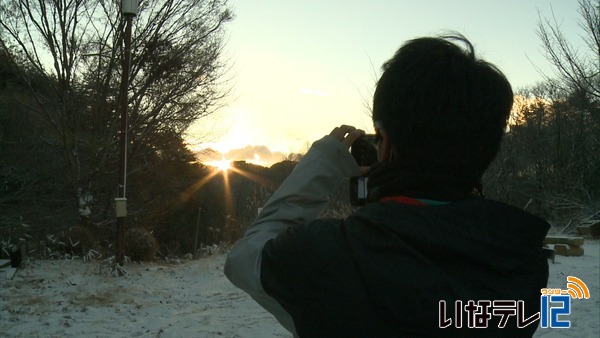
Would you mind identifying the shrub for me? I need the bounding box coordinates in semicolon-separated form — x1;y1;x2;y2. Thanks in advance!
125;227;159;262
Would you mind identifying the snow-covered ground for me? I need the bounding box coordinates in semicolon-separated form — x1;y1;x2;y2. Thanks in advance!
1;241;598;337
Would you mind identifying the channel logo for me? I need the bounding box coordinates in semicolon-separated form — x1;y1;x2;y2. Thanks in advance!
541;276;590;299
565;276;590;299
439;276;590;330
540;276;590;329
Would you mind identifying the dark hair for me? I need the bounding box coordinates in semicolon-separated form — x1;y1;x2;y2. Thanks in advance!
372;34;513;187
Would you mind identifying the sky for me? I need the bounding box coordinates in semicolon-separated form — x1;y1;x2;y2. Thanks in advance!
187;0;585;165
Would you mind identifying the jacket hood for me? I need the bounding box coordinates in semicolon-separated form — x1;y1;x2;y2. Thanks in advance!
343;197;550;332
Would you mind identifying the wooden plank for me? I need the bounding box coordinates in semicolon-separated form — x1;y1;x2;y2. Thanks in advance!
543;236;584;247
553;244;584;257
577;222;600;238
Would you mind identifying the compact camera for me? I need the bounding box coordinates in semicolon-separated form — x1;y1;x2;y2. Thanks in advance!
350;135;378;206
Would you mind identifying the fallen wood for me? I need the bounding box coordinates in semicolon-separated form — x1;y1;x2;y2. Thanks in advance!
553;244;584;257
577;221;600;239
543;235;585;257
543;236;585;247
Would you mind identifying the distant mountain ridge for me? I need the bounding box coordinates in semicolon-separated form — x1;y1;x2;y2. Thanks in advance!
193;145;292;167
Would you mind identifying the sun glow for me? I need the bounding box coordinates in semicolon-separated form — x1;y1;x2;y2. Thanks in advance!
180;156;275;221
211;159;232;172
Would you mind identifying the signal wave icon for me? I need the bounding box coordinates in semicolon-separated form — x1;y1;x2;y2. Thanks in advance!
563;276;590;299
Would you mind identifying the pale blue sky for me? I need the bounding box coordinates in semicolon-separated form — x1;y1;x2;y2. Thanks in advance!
189;0;584;160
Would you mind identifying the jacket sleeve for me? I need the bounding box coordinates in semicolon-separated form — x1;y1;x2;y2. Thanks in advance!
224;135;360;334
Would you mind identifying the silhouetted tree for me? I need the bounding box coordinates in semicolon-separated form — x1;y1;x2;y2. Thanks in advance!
0;0;232;228
484;0;599;229
0;1;233;257
0;47;76;232
537;0;599;121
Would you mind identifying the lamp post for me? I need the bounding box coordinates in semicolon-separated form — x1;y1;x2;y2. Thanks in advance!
115;0;138;267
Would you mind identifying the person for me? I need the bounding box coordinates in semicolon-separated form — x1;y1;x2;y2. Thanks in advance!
225;34;550;337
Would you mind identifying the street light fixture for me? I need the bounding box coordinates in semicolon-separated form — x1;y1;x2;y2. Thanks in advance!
121;0;139;15
115;0;139;267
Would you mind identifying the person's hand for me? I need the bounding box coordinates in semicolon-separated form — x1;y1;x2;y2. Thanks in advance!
329;125;364;148
329;125;370;176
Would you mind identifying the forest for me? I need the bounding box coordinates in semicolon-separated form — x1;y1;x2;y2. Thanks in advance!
0;0;598;262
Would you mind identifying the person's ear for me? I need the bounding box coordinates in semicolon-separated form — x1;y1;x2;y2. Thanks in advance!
377;128;393;162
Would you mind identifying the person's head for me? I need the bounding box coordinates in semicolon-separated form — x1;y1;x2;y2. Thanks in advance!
372;34;513;191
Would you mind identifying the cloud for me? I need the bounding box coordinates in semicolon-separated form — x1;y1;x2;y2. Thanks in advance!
299;87;330;97
194;145;287;167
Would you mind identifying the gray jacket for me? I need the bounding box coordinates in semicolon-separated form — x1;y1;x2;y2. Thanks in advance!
225;135;359;335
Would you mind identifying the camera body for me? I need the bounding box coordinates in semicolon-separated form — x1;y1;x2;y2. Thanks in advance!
350;134;378;166
350;135;378;206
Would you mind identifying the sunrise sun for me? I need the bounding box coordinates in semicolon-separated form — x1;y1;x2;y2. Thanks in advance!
212;159;232;172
